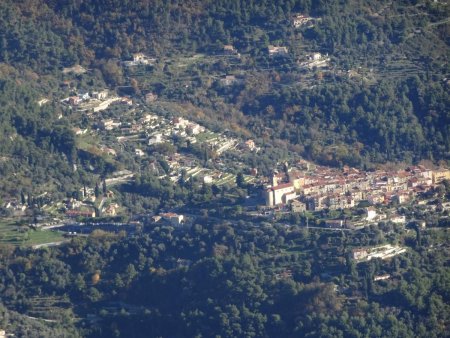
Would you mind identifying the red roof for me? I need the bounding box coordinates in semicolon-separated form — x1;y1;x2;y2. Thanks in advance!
66;210;94;217
271;183;294;191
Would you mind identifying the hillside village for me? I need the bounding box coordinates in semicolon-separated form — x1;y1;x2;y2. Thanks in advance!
0;2;449;336
1;11;450;257
3;65;450;245
263;161;448;212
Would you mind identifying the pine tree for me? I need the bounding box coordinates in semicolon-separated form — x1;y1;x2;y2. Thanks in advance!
94;183;100;198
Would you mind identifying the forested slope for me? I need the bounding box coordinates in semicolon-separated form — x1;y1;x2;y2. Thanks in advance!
0;0;448;171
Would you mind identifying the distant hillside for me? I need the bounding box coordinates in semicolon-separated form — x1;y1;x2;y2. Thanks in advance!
0;0;448;185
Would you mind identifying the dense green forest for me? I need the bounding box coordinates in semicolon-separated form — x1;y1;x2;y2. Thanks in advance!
1;221;449;337
0;0;449;337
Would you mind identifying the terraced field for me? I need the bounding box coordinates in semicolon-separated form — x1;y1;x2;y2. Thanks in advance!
0;219;64;247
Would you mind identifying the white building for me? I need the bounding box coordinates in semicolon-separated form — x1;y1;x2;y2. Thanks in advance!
100;119;121;130
148;133;163;145
244;139;256;151
160;212;185;226
292;14;314;28
91;90;109;100
366;207;377;221
186;123;205;135
268;45;289;57
390;215;406;224
265;182;296;206
135;148;145;157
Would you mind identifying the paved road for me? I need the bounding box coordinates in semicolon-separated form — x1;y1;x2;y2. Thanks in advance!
32;241;68;249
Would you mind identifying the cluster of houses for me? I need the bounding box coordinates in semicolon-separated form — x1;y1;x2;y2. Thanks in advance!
146;116;206;146
298;52;331;69
172;117;206;136
64;195;97;219
63;91;91;107
2;198;28;215
61;88;134;114
263;14;323;59
118;114;200;145
268;45;289;57
219;75;244;87
54;72;263;189
60;185;120;219
2;183;121;222
144;115;241;158
291;13;321;29
263;162;449;216
88;97;255;187
62;64;87;75
265;15;333;73
123;53;156;67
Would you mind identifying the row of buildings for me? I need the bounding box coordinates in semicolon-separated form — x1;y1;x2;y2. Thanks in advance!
263;163;449;211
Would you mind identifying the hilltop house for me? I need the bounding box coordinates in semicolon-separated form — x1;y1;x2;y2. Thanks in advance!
268;45;289;57
353;248;369;260
68;96;81;106
160;212;185;226
79;92;90;100
133;53;147;62
100;119;121;130
148;133;163;145
244;139;256;151
186;123;205;135
123;53;156;67
119;97;133;105
374;274;391;281
73;127;88;135
292;14;316;28
132;53;154;64
298;52;330;69
103;203;119;216
223;45;240;56
91;90;109;100
219;75;243;86
172;117;190;129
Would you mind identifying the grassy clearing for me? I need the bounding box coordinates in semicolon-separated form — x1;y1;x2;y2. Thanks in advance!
26;229;64;246
76;133;100;151
0;219;64;247
195;131;217;143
